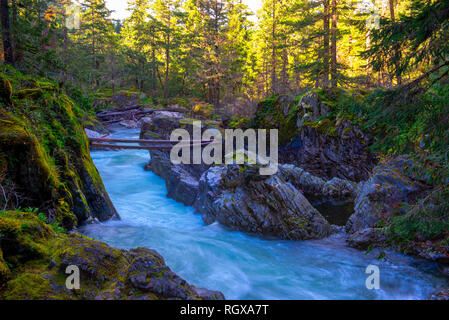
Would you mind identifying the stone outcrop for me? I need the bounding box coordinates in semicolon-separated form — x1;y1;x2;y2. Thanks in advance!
252;91;378;182
278;164;356;201
0;210;224;300
194;164;334;240
345;156;426;235
341;156;449;266
431;288;449;300
146;149;207;206
140;111;186;140
0;72;118;229
282;114;377;182
140;112;217;206
346;227;387;250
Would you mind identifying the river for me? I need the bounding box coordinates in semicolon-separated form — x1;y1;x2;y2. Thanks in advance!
80;128;447;299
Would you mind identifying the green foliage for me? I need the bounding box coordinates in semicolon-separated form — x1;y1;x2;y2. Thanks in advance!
316;84;449;185
385;187;449;243
229;117;251;129
365;0;449;82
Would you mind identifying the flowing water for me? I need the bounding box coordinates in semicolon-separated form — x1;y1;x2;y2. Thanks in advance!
80;128;447;300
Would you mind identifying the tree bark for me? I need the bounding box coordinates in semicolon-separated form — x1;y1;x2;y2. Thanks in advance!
322;0;330;88
389;0;402;86
1;0;14;65
389;0;395;20
330;0;338;88
152;30;157;93
271;0;277;94
164;11;170;100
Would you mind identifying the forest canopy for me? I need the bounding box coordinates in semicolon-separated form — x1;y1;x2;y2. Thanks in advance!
0;0;446;106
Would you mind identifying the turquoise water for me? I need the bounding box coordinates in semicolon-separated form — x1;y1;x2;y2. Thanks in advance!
80;128;447;300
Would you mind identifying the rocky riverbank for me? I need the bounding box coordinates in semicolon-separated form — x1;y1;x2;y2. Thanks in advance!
0;68;224;300
137;91;449;294
0;210;224;300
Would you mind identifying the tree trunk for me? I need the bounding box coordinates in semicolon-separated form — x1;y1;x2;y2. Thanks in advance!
164;12;170;100
271;0;277;94
1;0;14;65
389;0;402;86
330;0;338;88
389;0;395;20
152;30;157;93
322;0;330;88
91;9;97;87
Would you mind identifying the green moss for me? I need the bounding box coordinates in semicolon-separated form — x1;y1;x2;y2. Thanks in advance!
303;118;337;136
0;210;200;300
0;247;11;282
14;88;43;100
0;77;12;105
252;95;299;145
342;127;352;139
3;272;54;300
0;66;114;228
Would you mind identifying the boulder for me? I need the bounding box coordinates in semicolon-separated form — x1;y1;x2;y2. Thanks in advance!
346;227;387;250
431;288;449;300
119;120;138;128
281;118;377;182
140;112;218;205
297;91;329;122
147;149;207;206
345;156;426;235
279;164;356;200
84;128;106;139
140;111;186;140
194;164;333;240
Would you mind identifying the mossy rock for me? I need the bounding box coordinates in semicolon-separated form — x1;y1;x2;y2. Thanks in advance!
0;77;12;106
0;247;11;283
0;211;223;300
303;118;338;137
0;67;118;227
252;95;299;145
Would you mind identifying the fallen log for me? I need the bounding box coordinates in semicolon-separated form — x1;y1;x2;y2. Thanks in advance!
89;137;213;144
96;105;144;115
90;142;214;150
97;110;153;118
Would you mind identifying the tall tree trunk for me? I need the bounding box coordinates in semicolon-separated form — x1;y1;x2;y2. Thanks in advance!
389;0;395;20
322;0;330;88
330;0;338;88
63;25;68;82
91;9;97;88
164;13;170;100
1;0;14;65
152;30;157;93
281;47;288;93
210;0;221;108
271;0;277;94
389;0;402;86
